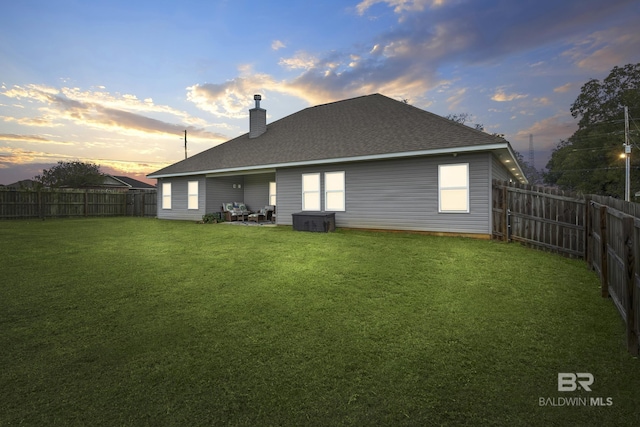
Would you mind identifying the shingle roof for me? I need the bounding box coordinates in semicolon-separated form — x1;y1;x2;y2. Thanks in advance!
111;175;156;189
148;93;516;178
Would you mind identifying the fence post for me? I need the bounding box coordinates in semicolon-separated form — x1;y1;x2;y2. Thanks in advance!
623;216;639;356
600;206;609;298
502;185;508;242
84;190;88;217
37;190;42;219
584;197;591;263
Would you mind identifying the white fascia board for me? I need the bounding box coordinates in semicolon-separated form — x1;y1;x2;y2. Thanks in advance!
496;144;528;184
148;143;510;179
505;145;529;184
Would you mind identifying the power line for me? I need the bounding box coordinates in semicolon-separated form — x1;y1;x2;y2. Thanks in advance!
570;146;612;152
550;166;639;173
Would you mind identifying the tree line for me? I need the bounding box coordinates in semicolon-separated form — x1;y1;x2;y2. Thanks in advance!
545;63;639;198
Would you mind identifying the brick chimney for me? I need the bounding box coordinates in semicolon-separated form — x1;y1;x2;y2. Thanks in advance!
249;94;266;138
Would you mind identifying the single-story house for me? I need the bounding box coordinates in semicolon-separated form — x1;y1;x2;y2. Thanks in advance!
147;93;526;237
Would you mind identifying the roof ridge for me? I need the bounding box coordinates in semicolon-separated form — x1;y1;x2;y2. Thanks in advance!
307;93;378;110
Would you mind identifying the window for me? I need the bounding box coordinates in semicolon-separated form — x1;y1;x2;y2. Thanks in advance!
188;181;198;210
302;173;320;211
325;171;345;211
162;182;172;209
269;181;277;205
439;163;469;212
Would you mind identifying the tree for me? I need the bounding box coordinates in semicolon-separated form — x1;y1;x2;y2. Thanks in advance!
34;161;105;188
545;63;640;197
445;113;485;131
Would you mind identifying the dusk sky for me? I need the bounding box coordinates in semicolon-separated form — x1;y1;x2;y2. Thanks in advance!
1;0;639;185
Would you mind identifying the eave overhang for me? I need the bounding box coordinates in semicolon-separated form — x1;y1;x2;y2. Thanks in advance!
147;142;528;184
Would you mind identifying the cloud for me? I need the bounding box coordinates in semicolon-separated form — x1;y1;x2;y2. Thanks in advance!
186;73;281;118
554;83;573;93
513;113;578;151
279;51;319;71
533;97;551;106
185;0;636;118
356;0;442;16
1;114;62;127
0;134;72;145
491;89;528;102
562;22;640;72
0;145;168;180
0;146;76;165
271;40;286;51
446;88;467;110
1;84;225;141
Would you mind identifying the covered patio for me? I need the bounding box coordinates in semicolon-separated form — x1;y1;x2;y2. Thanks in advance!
205;170;277;223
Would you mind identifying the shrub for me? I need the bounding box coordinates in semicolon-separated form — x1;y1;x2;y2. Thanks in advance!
202;213;223;223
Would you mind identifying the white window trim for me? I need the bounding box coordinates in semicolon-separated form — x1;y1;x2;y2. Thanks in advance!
438;163;469;213
302;173;321;211
187;181;198;210
269;181;277;206
324;171;345;211
162;182;172;210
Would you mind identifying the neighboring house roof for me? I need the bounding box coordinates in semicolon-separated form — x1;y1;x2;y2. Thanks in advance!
148;93;526;182
108;175;156;190
6;179;39;189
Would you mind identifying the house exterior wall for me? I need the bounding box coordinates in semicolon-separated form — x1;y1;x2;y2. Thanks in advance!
491;155;512;183
205;176;245;214
157;176;206;220
243;173;275;210
275;153;494;234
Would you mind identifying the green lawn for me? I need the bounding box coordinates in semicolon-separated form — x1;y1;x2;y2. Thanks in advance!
1;218;638;426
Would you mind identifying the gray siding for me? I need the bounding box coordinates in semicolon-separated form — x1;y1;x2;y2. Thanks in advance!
157;176;206;220
276;153;492;234
243;173;275;210
205;176;245;213
491;155;511;182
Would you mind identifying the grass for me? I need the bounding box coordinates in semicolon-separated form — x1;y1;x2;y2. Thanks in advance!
1;217;638;426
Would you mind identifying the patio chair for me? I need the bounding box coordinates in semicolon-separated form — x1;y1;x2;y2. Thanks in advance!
248;205;275;223
234;202;251;221
222;202;251;221
222;202;238;221
265;205;275;222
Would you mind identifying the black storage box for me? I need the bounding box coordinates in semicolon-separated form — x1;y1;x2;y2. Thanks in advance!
292;212;336;232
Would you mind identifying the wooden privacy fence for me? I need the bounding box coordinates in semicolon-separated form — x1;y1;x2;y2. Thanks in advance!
587;195;640;357
492;180;639;356
125;190;157;217
492;180;585;257
0;188;156;219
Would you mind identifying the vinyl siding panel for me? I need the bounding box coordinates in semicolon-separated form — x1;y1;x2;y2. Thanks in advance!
243;173;275;210
205;176;244;213
491;155;511;182
276;153;492;234
157;176;206;220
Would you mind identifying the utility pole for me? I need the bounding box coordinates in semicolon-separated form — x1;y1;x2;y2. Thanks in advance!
624;106;630;201
184;130;188;160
